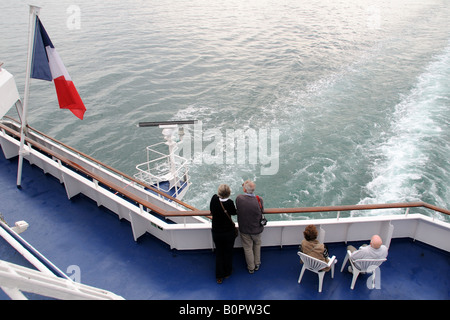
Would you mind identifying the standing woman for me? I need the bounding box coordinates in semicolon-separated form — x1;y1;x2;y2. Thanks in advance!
210;184;237;284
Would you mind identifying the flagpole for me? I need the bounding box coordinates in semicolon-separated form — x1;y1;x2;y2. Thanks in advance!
17;5;40;188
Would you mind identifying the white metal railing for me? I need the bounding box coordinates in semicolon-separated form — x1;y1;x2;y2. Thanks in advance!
134;142;190;199
0;219;68;279
0;260;124;300
2;119;449;251
0;219;124;300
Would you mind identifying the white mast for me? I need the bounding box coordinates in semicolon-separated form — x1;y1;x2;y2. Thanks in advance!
16;5;40;188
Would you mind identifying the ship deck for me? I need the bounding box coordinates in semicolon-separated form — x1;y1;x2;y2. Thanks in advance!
0;149;449;303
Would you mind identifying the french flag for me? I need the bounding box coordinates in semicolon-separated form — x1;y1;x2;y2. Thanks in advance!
31;17;86;120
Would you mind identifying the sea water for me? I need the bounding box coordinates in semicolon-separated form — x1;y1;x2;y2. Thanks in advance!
2;0;449;221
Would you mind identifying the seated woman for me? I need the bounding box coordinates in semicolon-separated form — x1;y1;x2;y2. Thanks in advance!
298;224;331;271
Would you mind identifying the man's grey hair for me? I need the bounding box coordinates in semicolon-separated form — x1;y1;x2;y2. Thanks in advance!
243;180;255;194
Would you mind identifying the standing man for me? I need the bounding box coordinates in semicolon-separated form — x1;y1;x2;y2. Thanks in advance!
236;180;264;273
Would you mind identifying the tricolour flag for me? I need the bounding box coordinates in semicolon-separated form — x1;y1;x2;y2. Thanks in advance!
31;17;86;120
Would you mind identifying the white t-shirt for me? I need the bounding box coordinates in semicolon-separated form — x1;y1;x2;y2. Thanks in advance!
351;245;388;269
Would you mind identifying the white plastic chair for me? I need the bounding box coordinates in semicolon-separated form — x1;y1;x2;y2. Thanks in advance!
297;252;336;293
340;249;386;289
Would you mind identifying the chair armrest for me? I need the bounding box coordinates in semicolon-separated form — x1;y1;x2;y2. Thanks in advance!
348;249;354;259
340;250;353;272
327;255;336;266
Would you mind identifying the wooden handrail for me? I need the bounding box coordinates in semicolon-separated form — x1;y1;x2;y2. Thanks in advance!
1;118;198;211
264;202;450;215
0;122;169;215
164;201;450;217
2;120;449;221
29;125;199;211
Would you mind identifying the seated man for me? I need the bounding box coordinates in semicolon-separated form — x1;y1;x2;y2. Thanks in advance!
347;235;388;272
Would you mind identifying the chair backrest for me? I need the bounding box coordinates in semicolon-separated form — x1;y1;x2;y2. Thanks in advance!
352;258;386;273
298;252;328;272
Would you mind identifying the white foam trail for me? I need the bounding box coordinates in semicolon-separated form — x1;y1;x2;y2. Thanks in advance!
360;44;450;213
